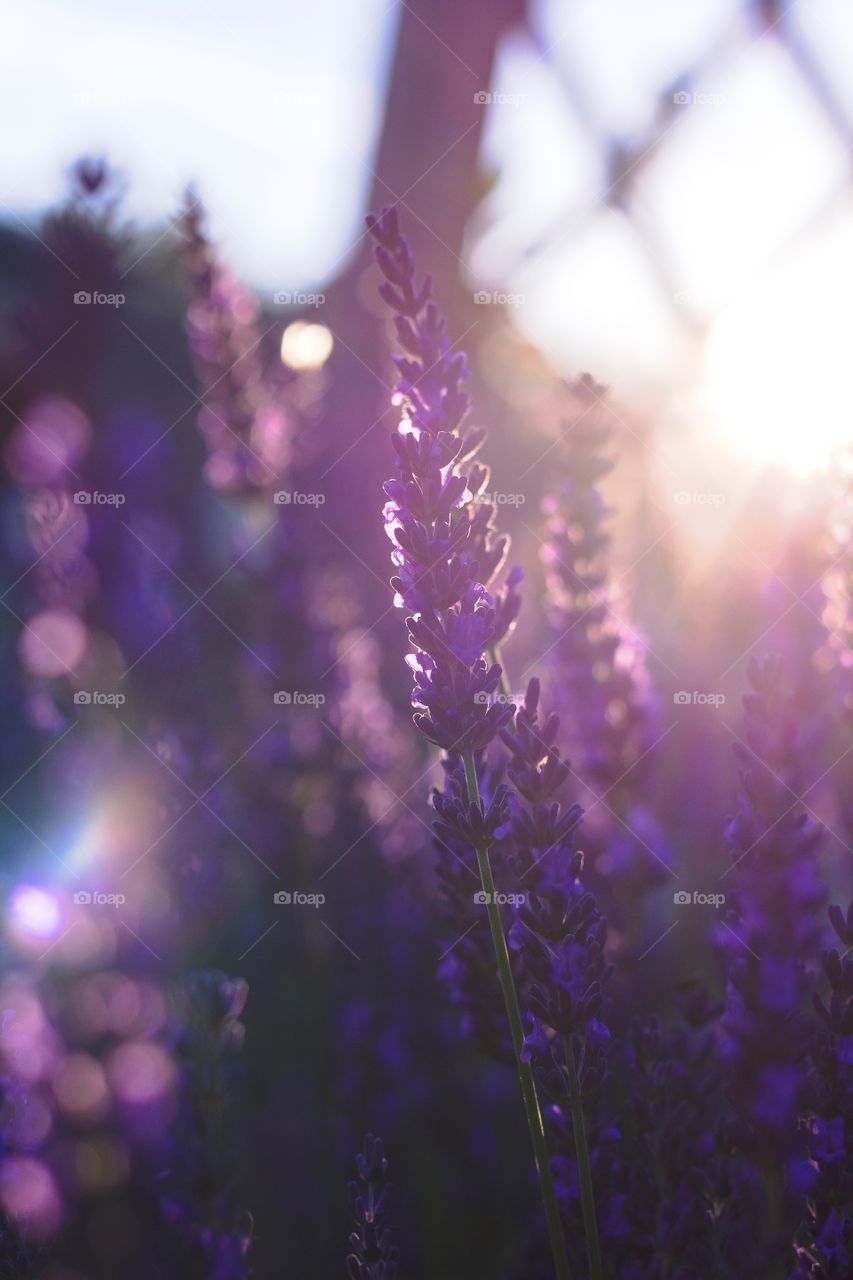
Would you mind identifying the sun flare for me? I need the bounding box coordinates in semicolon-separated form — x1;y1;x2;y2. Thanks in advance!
704;216;853;477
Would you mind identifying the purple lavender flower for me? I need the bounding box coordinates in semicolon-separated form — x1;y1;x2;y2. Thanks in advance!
368;206;574;1278
719;656;826;1274
368;193;531;1136
330;626;428;864
540;374;669;918
581;984;724;1280
346;1134;398;1280
367;205;520;759
805;898;853;1274
160;972;252;1280
180;190;292;492
432;755;515;1061
499;678;608;1278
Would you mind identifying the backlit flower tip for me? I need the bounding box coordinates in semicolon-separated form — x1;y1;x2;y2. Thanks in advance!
503;677;560;752
432;783;511;849
500;680;571;804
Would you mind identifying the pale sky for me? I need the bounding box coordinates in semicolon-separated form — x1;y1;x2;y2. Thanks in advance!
0;0;398;289
5;0;853;472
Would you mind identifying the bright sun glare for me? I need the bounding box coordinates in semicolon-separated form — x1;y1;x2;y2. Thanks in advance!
703;216;853;478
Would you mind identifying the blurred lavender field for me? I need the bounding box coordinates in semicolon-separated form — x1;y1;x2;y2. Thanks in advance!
2;2;853;1277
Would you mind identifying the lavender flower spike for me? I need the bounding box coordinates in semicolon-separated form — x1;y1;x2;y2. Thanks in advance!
806;898;853;1272
346;1134;398;1280
721;656;825;1275
368;205;571;1280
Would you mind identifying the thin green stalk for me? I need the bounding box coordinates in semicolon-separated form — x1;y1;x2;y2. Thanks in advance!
563;1035;604;1280
462;751;572;1280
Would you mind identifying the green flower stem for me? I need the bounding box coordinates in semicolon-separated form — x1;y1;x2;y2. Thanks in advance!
462;751;572;1280
564;1035;604;1280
